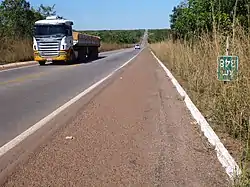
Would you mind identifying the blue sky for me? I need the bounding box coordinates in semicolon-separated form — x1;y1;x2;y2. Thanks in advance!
29;0;181;30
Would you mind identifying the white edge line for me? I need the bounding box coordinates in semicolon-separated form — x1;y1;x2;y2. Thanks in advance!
150;51;241;180
0;49;133;73
0;48;143;157
0;63;38;73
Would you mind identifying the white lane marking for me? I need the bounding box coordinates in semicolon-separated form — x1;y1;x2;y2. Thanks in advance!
0;49;133;73
0;49;143;157
0;64;38;73
150;51;241;180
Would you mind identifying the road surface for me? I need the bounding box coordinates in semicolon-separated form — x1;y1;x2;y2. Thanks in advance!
0;48;140;147
0;31;230;186
1;48;230;186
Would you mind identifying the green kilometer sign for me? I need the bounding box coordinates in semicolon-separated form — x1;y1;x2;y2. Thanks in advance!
217;56;239;81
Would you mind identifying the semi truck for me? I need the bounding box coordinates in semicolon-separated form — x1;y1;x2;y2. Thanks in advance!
33;16;101;66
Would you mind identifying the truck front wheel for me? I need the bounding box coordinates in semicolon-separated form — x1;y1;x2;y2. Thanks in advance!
67;51;76;64
39;61;46;66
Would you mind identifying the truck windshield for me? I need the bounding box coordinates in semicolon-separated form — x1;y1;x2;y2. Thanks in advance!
34;25;67;36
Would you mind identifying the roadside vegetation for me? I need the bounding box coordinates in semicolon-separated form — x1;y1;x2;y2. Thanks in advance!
147;29;171;43
150;0;250;186
99;43;133;52
0;0;144;65
79;29;144;52
0;0;57;64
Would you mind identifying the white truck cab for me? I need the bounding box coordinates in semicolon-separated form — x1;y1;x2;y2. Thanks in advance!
33;16;100;65
33;16;74;65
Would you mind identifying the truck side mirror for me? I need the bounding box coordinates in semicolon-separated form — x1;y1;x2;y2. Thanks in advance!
68;29;72;36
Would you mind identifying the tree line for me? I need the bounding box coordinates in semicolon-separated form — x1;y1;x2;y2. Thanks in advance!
0;0;145;44
0;0;56;39
148;29;171;43
80;30;145;44
170;0;250;39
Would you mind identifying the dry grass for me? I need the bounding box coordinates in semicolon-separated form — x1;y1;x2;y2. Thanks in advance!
0;39;133;65
150;28;250;185
0;38;33;65
99;42;133;52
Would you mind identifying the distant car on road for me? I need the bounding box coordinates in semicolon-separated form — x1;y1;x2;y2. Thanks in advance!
134;44;140;49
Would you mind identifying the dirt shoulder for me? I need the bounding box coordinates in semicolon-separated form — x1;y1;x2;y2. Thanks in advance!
3;49;230;187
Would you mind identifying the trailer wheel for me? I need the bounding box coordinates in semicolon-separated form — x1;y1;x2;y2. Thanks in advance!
94;48;99;59
89;47;98;60
39;61;46;66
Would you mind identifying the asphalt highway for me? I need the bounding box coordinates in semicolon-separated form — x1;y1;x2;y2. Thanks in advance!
0;31;230;186
2;48;229;187
0;48;140;147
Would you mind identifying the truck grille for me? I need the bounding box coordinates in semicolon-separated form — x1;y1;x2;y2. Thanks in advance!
36;38;61;58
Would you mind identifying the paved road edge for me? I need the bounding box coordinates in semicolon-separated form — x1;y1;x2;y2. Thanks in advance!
0;48;133;71
0;61;37;70
0;48;144;158
150;51;241;180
